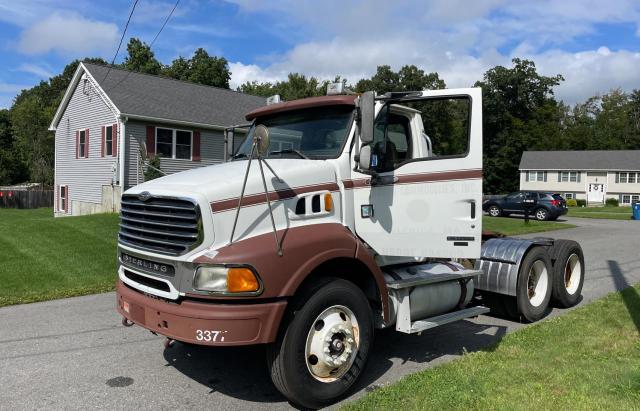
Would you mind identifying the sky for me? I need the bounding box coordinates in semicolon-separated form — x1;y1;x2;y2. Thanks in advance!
0;0;639;109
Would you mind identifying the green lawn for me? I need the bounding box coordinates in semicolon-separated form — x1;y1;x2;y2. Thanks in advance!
482;216;575;236
344;283;640;410
0;208;119;307
567;206;633;220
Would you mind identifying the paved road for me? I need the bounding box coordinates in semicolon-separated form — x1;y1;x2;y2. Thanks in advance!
1;217;638;410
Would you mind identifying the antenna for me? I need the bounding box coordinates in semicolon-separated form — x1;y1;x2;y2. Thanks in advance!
229;125;283;256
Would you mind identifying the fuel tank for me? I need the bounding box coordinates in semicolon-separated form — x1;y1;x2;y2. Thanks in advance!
385;261;475;323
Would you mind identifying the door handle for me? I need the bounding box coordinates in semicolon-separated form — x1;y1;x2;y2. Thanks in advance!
470;200;476;219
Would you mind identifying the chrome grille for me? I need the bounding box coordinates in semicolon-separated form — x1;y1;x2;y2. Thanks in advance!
119;195;203;255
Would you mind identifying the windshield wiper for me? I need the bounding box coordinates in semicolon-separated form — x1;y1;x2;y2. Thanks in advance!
269;149;309;159
232;153;248;159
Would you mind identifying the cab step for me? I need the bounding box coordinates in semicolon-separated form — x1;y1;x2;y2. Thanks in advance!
386;268;483;289
398;306;490;334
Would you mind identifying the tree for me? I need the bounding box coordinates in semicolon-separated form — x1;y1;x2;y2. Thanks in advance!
475;58;564;193
184;48;231;88
355;65;444;94
122;38;162;75
239;73;329;100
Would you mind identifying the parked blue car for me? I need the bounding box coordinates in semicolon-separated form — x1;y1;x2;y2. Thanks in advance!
483;191;568;221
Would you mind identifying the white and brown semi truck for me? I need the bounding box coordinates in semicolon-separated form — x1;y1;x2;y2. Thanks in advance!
116;87;584;408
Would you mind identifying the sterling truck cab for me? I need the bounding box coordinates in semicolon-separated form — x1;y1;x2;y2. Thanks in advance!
117;87;585;409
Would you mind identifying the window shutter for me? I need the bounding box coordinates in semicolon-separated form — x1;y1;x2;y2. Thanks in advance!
544;171;547;182
525;172;529;182
65;186;69;213
101;126;105;157
557;172;561;182
112;123;118;156
577;172;581;183
146;125;156;156
85;128;90;158
76;131;79;159
193;130;201;161
619;194;623;203
55;184;59;212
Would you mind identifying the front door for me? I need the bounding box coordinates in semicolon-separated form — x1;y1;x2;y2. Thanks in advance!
587;183;605;204
350;88;483;259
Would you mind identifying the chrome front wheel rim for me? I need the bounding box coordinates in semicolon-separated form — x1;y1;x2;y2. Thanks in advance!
305;305;360;382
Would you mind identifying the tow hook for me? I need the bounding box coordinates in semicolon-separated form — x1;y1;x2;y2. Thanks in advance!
164;338;175;349
122;318;134;327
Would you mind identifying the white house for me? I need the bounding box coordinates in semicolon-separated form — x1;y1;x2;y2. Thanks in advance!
519;150;640;205
49;62;264;217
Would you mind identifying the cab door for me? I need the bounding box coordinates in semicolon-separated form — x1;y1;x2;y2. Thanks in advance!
350;88;482;259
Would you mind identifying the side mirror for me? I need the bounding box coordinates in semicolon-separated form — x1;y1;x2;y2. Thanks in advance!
358;91;375;144
224;128;235;161
359;145;372;170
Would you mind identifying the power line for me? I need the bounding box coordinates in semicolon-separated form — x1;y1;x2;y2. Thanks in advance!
105;0;180;92
102;0;140;83
150;0;180;47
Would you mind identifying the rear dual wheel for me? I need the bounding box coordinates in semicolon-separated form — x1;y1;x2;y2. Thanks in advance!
515;246;553;322
267;279;373;409
550;240;584;308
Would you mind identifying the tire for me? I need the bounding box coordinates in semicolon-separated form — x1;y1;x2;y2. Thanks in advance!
550;240;585;308
534;207;549;221
266;278;373;409
515;246;553;322
488;205;502;217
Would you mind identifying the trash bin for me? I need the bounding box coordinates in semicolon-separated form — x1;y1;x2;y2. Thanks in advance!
633;202;640;220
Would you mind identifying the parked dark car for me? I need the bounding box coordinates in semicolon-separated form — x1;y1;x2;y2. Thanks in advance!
483;191;568;221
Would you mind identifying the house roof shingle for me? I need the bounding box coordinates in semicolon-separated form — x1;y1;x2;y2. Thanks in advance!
84;63;265;127
520;150;640;171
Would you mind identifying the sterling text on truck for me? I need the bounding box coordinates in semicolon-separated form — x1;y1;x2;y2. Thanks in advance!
116;85;585;409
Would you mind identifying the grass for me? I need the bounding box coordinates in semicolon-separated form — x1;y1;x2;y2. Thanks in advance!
567;206;633;220
344;283;640;410
0;208;119;307
482;215;575;236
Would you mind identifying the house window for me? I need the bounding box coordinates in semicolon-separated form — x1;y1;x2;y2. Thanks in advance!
621;194;640;205
559;171;579;182
155;128;192;160
105;125;113;156
60;186;67;212
527;171;547;182
78;129;87;158
617;172;639;183
564;193;574;200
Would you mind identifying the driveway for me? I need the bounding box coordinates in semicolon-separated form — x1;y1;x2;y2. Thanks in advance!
0;216;638;409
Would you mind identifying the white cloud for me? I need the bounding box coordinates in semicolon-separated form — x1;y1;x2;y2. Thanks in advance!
17;63;53;79
18;11;118;56
0;82;30;94
226;0;640;104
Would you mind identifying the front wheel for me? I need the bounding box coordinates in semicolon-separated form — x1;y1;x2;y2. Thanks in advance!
488;205;502;217
267;279;373;409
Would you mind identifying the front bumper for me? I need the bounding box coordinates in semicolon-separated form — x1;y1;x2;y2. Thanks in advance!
116;280;287;346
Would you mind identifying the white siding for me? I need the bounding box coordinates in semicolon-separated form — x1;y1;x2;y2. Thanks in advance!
54;74;119;215
124;120;227;188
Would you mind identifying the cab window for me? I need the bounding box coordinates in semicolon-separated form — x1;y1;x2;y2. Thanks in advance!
371;108;411;172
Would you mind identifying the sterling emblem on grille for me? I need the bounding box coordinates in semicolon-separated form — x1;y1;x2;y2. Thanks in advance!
138;191;151;201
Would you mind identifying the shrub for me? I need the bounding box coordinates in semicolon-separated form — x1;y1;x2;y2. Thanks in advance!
566;199;577;207
605;197;619;207
576;199;586;207
144;155;164;182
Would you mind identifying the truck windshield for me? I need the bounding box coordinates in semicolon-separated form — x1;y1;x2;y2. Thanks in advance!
234;106;354;160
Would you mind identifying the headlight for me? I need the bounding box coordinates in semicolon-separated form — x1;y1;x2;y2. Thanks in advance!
193;265;261;294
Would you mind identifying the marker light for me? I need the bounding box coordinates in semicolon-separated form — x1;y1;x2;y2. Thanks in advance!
324;193;333;212
193;266;260;294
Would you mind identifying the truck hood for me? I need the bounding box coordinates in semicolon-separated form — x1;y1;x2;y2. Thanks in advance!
125;159;338;205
